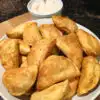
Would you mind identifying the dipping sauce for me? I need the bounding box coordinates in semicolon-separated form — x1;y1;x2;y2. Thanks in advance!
31;0;63;15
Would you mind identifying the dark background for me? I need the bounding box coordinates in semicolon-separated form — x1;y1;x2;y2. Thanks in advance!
0;0;100;38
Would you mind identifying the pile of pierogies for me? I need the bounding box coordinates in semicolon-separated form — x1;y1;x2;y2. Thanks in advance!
0;16;100;100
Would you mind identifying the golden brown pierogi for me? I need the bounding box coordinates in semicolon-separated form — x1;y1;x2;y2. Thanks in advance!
2;39;56;96
27;38;56;66
77;56;100;95
31;80;71;100
23;22;42;46
76;29;100;56
37;55;80;90
52;16;78;33
56;33;83;69
0;39;20;70
39;24;62;39
3;65;38;96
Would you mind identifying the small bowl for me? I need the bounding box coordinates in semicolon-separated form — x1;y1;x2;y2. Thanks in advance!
27;0;63;18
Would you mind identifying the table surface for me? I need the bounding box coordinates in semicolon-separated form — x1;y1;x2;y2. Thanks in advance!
0;13;33;38
0;12;100;100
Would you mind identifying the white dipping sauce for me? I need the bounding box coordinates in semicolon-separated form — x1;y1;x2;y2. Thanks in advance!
31;0;63;15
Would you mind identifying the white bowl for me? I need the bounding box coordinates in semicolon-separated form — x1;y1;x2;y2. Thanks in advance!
27;0;63;18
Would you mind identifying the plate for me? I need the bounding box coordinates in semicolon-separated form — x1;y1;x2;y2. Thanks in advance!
0;18;100;100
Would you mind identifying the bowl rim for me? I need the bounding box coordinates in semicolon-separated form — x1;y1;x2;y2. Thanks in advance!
27;0;63;16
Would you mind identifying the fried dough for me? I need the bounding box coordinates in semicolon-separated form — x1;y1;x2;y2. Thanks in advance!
27;39;56;66
56;33;83;69
31;80;71;100
52;16;78;33
37;55;80;90
3;65;38;96
76;29;100;56
23;22;42;46
0;39;20;70
3;39;56;96
39;24;62;39
77;56;100;95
